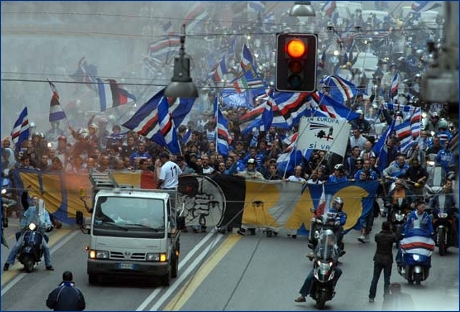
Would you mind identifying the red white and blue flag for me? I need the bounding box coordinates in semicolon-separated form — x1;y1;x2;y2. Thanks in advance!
48;80;67;122
321;1;337;16
320;75;359;103
184;2;208;33
11;107;30;149
148;36;181;61
411;1;441;13
400;235;435;256
97;78;136;111
69;57;98;92
214;98;232;156
309;92;359;120
389;73;399;102
208;57;228;85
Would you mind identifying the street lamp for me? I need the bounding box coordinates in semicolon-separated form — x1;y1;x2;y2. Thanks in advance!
164;24;199;98
289;1;316;17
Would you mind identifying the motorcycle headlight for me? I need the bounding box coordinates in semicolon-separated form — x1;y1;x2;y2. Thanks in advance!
28;223;36;231
395;214;404;221
413;254;420;261
438;212;448;218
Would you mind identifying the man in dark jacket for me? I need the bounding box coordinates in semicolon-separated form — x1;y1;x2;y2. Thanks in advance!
368;221;397;303
46;271;85;311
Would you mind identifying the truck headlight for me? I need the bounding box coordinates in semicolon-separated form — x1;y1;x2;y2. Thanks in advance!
146;253;167;262
89;250;109;259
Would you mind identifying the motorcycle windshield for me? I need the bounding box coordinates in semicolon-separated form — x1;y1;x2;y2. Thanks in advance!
315;230;337;261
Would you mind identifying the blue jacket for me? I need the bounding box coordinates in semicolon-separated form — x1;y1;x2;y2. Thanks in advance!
435;148;454;173
327;207;347;226
404;211;433;237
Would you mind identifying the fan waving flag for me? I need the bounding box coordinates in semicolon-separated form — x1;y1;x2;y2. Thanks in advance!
11;107;30;149
48;80;67;122
97;78;136;111
309;92;360;120
154;97;180;154
69;57;98;92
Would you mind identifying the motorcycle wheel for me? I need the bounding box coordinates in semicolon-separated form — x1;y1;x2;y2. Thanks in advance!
438;229;446;256
22;255;34;273
414;273;422;285
315;292;328;310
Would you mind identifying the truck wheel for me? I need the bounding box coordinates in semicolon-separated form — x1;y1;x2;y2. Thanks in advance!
161;269;171;286
171;253;179;278
89;273;99;285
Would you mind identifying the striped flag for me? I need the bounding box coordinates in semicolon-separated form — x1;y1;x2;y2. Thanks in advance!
309;92;360;120
315;184;327;217
321;1;337;16
394;119;416;153
156;97;180;154
372;121;394;173
272;92;310;127
184;2;208;33
97;78;136;111
148;36;181;61
389;73;399;102
11;107;29;149
410;107;422;138
48;80;67;122
320;75;359;103
122;90;164;138
69;57;98;92
214;98;232;156
411;1;441;13
208;57;228;85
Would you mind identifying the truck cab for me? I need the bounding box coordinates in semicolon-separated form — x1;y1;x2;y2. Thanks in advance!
76;172;185;286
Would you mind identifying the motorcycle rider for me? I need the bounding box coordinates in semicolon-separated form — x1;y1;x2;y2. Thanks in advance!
311;197;347;250
435;139;454;176
383;179;415;221
395;201;434;273
295;229;343;303
3;194;54;271
429;179;458;247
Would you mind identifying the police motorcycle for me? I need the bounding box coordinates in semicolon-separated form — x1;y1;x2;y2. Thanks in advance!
306;229;340;309
308;211;345;252
398;228;435;285
426;186;457;256
18;222;53;273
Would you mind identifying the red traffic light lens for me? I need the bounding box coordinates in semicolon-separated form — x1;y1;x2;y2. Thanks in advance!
286;39;306;58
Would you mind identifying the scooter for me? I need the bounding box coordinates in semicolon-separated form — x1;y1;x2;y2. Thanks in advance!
307;229;339;309
398;228;435;285
17;223;46;273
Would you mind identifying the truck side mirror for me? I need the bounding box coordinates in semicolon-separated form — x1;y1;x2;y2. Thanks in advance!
76;211;84;225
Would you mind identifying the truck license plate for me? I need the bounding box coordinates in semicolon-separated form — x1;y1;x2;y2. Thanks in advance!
119;263;134;270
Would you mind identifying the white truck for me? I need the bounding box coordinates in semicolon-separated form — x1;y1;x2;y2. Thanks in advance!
76;172;185;286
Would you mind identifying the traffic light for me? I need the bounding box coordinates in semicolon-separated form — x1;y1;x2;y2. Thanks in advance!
275;33;317;92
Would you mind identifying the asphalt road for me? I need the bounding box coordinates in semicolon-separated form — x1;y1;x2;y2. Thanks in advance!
1;216;458;311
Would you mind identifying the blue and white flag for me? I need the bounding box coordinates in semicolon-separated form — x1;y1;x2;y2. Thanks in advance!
11;107;30;149
320;75;359;104
214;98;232;156
309;92;360;120
411;1;441;12
48;80;67;122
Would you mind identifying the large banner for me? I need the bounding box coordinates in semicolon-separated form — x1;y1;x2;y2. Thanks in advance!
11;169;378;236
297;116;351;156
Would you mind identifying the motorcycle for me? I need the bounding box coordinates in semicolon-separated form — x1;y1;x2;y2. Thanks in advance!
308;211;344;252
389;198;410;242
17;223;47;273
398;228;435;285
307;229;339;309
427;190;457;256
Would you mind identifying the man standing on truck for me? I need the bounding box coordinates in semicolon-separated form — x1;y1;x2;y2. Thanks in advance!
158;152;182;190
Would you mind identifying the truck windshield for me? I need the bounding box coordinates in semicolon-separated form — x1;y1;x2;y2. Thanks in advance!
93;196;165;231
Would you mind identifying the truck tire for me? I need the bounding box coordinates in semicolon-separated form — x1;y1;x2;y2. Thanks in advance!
171;254;179;278
161;269;171;286
89;273;99;285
